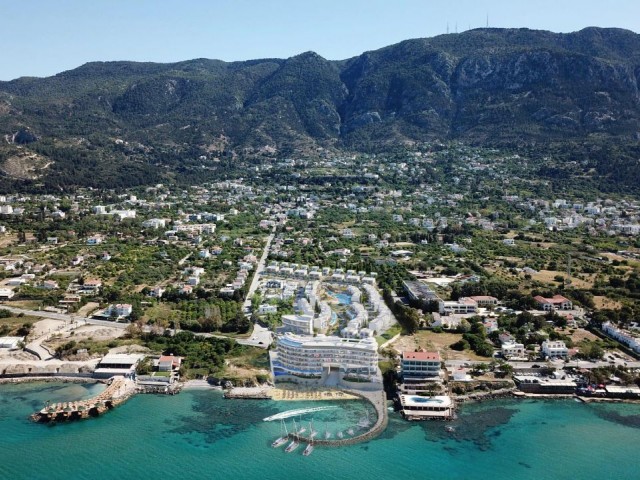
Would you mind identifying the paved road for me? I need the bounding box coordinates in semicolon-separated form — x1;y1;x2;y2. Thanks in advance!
243;229;275;312
0;305;129;330
445;359;640;370
237;228;276;349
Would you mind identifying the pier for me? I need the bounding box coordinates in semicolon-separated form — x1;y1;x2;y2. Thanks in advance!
30;376;136;423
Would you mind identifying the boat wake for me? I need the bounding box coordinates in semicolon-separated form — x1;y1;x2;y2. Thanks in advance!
263;406;338;422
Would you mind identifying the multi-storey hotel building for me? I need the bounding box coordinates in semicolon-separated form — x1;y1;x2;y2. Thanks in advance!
270;333;379;382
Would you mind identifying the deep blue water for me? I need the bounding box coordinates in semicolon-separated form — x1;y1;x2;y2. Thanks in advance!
1;383;639;480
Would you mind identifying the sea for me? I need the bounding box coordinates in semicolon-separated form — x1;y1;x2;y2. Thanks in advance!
1;382;639;480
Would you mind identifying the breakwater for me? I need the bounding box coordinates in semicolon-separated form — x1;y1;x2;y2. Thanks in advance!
289;389;388;447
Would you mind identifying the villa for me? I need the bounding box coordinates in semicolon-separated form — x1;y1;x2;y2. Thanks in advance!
534;295;573;311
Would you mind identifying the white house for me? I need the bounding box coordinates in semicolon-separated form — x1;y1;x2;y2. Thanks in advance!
258;304;278;315
541;340;569;359
502;341;526;360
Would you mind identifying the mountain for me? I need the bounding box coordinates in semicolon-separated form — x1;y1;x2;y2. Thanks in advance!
1;27;640;189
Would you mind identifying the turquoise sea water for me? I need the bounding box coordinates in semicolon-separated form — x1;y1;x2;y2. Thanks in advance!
1;382;640;480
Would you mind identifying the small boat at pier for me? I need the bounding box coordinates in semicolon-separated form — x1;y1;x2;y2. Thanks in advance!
285;440;299;453
272;419;289;448
302;440;314;456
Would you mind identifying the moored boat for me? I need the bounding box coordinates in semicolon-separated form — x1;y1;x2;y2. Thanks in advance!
285;440;299;453
302;441;314;456
272;419;289;447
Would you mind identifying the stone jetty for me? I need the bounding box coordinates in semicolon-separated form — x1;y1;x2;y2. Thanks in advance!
30;376;136;423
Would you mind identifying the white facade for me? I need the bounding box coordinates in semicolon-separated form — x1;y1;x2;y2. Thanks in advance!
281;314;314;335
602;322;640;353
502;341;526;359
107;303;133;317
541;340;569;358
270;333;378;381
443;297;478;314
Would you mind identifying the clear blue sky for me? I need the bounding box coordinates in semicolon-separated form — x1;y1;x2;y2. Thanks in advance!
1;0;639;81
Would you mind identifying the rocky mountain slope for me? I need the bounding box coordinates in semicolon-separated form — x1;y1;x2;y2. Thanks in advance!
1;27;639;189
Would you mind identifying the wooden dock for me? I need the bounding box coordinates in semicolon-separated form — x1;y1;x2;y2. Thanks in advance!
30;376;136;423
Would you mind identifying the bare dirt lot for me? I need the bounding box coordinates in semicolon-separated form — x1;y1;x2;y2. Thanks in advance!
77;302;100;316
391;331;492;361
563;327;600;344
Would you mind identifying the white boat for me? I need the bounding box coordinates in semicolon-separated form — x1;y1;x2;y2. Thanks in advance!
302;441;314;456
272;436;288;448
309;421;318;439
285;440;299;453
445;426;456;433
272;419;289;448
324;423;332;439
347;428;355;436
337;431;344;439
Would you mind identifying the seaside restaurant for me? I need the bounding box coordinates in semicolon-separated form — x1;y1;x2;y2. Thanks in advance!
399;394;455;420
93;354;144;379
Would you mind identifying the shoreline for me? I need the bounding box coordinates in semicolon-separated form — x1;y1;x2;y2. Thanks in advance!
2;376;639;406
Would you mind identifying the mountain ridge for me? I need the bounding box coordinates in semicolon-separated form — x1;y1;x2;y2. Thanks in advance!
1;27;640;189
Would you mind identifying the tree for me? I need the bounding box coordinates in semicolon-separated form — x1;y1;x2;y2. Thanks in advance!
451;339;470;351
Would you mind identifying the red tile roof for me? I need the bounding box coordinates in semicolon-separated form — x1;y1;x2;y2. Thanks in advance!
403;351;440;361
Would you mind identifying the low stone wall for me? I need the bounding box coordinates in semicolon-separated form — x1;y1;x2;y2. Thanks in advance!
0;374;97;384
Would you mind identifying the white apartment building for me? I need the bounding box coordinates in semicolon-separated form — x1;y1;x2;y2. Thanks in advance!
443;297;478;314
602;322;640;353
280;314;314;335
541;340;569;358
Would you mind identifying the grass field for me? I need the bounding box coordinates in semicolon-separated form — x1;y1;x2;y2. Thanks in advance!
0;314;38;332
592;296;623;310
529;270;595;289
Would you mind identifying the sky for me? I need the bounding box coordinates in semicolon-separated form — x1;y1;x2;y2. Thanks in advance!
1;0;639;81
